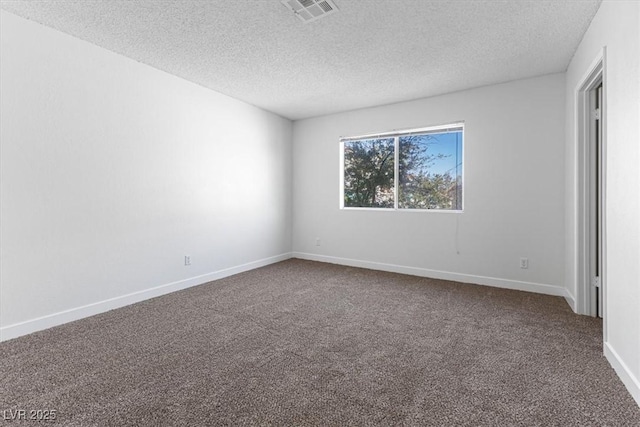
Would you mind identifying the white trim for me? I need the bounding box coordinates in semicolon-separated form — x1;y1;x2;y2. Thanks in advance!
0;252;293;342
599;53;608;342
340;121;464;142
340;123;465;212
340;207;464;214
563;289;577;312
573;47;606;317
293;252;566;297
339;138;345;209
604;342;640;407
393;135;400;210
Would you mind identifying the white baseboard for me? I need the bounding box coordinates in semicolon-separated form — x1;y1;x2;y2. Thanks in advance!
0;252;574;342
563;290;577;313
604;342;640;407
0;252;293;342
293;252;566;297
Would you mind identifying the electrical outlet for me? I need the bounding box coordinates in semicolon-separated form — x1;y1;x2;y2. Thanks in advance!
316;238;321;247
185;255;191;266
520;257;528;269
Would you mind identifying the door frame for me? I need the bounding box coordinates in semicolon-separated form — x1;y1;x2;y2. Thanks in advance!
575;48;607;329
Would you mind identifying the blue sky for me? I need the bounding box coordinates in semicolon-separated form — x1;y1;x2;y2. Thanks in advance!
345;131;463;177
406;131;462;176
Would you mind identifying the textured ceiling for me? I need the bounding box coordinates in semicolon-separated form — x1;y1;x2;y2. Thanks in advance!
0;0;601;120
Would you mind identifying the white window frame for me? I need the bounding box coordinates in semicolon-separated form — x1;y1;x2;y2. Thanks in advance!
340;122;464;213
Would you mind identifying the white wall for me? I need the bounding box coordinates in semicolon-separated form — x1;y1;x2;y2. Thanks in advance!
564;0;640;405
0;11;292;340
292;74;567;297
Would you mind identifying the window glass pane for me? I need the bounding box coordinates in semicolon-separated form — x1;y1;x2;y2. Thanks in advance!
343;138;395;208
398;131;463;210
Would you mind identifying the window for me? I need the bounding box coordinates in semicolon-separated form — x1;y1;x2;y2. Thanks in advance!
341;123;463;211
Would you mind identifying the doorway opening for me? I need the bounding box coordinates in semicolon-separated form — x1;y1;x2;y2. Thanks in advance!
577;51;606;321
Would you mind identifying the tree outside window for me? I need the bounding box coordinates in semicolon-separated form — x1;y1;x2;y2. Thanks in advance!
342;125;463;211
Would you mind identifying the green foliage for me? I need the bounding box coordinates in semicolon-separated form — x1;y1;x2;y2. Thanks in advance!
400;171;461;210
343;134;462;210
343;138;394;208
399;135;460;209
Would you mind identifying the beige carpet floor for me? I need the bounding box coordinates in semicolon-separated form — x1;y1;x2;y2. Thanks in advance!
1;259;639;426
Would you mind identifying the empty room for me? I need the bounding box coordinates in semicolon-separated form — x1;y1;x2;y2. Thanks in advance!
1;0;639;425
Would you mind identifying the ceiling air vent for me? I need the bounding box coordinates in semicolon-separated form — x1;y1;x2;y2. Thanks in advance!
281;0;339;23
